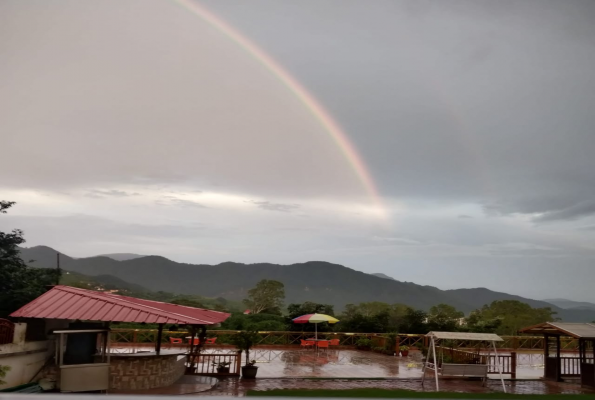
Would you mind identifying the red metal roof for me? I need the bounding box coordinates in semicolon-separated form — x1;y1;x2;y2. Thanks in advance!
10;285;230;325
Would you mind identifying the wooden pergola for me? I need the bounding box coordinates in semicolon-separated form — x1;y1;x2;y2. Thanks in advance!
520;322;595;388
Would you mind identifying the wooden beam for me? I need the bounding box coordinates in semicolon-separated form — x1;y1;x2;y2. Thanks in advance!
556;335;561;382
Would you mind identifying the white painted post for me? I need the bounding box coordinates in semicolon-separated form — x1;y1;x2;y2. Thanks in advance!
421;337;428;388
432;336;440;392
492;340;506;393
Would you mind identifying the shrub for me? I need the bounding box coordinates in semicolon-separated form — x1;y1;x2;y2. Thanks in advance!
229;331;260;366
0;365;10;385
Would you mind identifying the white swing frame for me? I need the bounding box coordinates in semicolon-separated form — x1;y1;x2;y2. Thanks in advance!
421;331;507;393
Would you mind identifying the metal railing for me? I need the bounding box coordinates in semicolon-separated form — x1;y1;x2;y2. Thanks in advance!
186;351;241;376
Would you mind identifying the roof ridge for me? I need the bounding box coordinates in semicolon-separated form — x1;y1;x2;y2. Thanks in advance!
108;292;229;316
56;286;212;324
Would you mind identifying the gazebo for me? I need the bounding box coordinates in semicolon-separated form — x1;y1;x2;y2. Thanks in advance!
520;322;595;388
10;285;230;392
421;331;506;393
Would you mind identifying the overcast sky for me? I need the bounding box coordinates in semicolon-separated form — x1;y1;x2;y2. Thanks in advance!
2;0;595;302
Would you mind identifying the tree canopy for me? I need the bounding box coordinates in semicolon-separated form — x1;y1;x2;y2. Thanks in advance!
466;300;557;335
427;303;465;331
0;201;60;318
243;279;285;314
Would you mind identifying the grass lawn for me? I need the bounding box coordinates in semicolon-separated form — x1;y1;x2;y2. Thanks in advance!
247;388;592;399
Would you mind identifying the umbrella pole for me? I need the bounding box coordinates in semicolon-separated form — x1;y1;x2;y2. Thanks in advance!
315;323;318;340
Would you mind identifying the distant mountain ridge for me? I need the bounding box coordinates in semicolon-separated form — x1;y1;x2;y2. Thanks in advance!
370;273;396;280
97;253;146;261
544;298;595;311
17;245;595;322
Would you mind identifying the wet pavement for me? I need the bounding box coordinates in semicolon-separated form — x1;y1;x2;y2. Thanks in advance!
111;346;549;379
110;376;218;395
204;377;595;396
107;347;594;396
212;348;421;379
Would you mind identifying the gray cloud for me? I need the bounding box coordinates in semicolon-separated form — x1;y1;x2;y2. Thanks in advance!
248;201;300;213
535;200;595;222
156;197;207;209
85;189;140;199
372;236;423;246
2;0;595;301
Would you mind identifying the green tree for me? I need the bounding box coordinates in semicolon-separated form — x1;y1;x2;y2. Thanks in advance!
402;308;428;334
427;304;464;331
338;302;394;333
466;300;557;335
0;201;59;318
243;279;285;314
287;302;335;319
170;297;205;308
388;303;411;332
465;311;503;333
358;302;391;317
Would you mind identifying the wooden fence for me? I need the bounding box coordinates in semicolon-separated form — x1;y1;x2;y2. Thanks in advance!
560;357;582;376
435;346;516;377
110;329;574;352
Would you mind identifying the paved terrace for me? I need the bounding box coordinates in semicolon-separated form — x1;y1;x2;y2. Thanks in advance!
111;345;549;379
108;346;593;396
205;377;595;396
110;376;594;396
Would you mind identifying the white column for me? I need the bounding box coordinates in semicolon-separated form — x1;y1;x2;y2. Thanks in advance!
432;337;439;392
492;340;506;393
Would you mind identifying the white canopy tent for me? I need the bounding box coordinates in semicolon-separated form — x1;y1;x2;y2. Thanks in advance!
421;331;507;393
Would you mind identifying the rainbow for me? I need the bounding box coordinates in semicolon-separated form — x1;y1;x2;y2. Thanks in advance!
172;0;387;217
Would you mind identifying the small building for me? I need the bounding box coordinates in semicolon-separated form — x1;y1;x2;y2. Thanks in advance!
8;285;230;392
520;322;595;389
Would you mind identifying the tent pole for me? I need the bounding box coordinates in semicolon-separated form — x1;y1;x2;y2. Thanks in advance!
432;337;439;392
492;340;506;393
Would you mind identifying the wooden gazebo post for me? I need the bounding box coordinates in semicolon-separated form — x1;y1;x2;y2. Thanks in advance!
156;323;164;355
556;335;562;382
187;324;207;374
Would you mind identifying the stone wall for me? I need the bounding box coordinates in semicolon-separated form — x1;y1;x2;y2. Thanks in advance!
108;354;186;390
0;323;52;390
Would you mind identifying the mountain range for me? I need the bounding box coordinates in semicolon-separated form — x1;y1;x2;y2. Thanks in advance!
19;245;595;322
97;253;146;262
543;298;595;311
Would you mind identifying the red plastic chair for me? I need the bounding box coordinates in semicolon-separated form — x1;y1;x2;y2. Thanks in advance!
329;339;340;346
188;338;200;345
317;341;330;351
206;337;217;345
300;339;314;349
169;337;182;344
